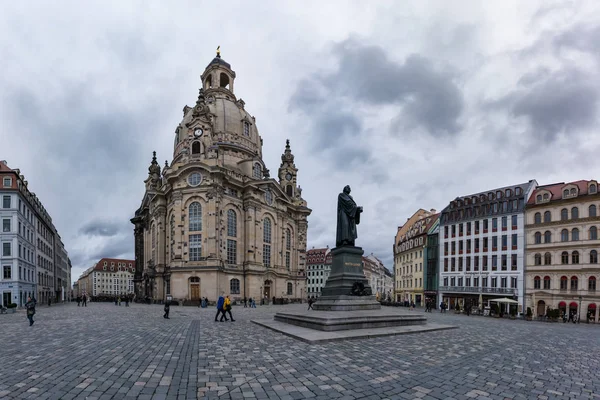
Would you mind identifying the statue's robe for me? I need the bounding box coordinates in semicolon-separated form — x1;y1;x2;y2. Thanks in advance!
336;192;361;247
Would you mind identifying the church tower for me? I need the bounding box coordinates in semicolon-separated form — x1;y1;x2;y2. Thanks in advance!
278;139;299;199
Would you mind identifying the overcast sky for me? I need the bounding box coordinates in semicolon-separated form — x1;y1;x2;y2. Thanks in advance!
2;1;600;282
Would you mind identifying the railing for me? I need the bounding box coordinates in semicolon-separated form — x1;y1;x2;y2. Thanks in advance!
439;286;516;295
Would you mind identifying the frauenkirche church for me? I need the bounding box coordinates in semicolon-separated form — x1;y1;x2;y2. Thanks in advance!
131;50;311;303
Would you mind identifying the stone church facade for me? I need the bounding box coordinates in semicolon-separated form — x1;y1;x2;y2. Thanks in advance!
131;53;311;303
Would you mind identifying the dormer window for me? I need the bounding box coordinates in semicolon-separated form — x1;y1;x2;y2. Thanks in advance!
570;188;576;195
496;190;502;199
543;193;549;200
536;194;542;202
243;121;250;136
590;183;597;194
505;189;512;197
515;187;522;195
3;177;11;187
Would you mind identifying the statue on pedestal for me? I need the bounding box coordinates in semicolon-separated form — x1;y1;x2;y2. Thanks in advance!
336;185;363;247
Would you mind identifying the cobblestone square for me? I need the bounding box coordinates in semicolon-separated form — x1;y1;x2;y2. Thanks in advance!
1;303;599;400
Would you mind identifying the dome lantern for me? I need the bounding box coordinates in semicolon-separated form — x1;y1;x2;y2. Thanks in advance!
202;46;236;93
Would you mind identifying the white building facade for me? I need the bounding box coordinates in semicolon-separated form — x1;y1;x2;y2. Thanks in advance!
438;181;537;313
306;247;331;298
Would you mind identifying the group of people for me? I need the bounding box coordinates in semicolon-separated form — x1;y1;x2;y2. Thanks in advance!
215;295;234;322
113;296;129;307
75;295;88;307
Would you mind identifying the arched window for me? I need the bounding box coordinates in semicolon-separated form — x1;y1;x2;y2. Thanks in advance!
170;214;175;258
563;189;569;197
590;250;598;264
536;194;542;202
253;163;262;179
561;208;568;220
534;212;541;224
230;278;240;294
590;226;598;240
572;251;579;264
544;231;552;243
205;74;212;89
227;210;237;237
571;207;579;219
192;141;201;154
286;185;293;197
571;188;576;195
561;229;569;242
561;251;569;264
590;205;597;217
533;276;541;289
243;121;250;136
572;228;579;241
534;253;541;265
287;282;293;295
571;276;578;290
560;276;568;290
543;211;551;223
543;276;551;289
190;276;200;283
286;228;291;250
589;276;597;291
189;202;202;231
590;184;597;194
543;193;549;200
544;252;552;265
534;232;541;244
219;72;230;88
263;218;272;267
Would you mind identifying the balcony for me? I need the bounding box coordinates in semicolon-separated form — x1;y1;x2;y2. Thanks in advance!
439;286;516;295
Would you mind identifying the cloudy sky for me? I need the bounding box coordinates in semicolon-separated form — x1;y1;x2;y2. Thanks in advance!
2;1;600;282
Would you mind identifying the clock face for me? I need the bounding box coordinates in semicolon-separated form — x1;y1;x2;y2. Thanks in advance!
285;173;292;181
194;128;203;137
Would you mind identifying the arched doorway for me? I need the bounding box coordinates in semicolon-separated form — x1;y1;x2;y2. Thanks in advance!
189;277;200;301
569;301;578;320
537;300;546;317
587;303;596;322
558;301;566;318
264;280;272;300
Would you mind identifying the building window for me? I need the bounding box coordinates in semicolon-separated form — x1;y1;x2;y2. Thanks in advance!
572;251;579;264
561;208;568;220
227;239;237;264
2;219;10;232
534;213;541;224
253;163;262;179
285;252;290;271
590;226;598;240
2;177;11;187
189;202;202;231
590;205;597;218
561;251;569;264
492;255;497;271
263;218;272;267
287;282;293;295
3;265;11;279
2;196;10;209
571;276;578;290
534;232;541;244
444;258;448;272
571;207;579;220
589;277;597;291
544;252;552;265
591;184;598;194
243;121;250;136
560;276;568;290
544;231;552;243
230;278;240;294
227;210;237;237
591;250;598;264
189;234;202;261
265;190;273;205
534;254;541;265
511;234;517;249
561;229;569;242
492;218;497;230
572;228;579;241
2;242;11;256
511;254;517;270
501;254;507;270
534;276;541;289
543;211;551;223
188;172;202;186
502;216;507;230
543;276;551;289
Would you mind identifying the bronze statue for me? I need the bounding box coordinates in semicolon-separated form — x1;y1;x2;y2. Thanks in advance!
336;185;363;247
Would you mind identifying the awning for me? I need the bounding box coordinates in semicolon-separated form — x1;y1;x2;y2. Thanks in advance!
570;302;578;308
588;303;596;309
558;301;566;308
490;297;518;304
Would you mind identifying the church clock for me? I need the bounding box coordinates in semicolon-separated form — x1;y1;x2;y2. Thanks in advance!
285;172;292;181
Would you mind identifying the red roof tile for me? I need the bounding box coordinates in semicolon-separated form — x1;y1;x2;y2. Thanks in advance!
527;180;597;205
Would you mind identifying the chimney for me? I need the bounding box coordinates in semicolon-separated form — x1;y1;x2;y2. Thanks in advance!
0;160;7;165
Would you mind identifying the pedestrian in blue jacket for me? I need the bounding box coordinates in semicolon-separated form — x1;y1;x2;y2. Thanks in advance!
215;295;227;322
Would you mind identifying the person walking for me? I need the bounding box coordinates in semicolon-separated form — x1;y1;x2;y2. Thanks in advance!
25;296;36;326
307;297;314;310
82;294;87;307
222;295;235;322
215;294;227;322
243;297;247;308
163;299;170;319
125;297;129;307
76;296;81;307
251;298;256;308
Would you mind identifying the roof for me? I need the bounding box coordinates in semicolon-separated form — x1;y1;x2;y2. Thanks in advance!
91;258;136;273
207;56;231;70
527;180;597;205
306;247;331;265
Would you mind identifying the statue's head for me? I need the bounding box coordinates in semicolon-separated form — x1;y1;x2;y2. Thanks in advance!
343;185;351;194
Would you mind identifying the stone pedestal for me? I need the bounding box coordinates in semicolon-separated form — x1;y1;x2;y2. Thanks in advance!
312;246;381;311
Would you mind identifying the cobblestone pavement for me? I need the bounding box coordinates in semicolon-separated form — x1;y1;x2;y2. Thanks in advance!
1;303;599;400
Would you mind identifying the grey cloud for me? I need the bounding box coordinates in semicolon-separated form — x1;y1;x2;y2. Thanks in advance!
498;68;598;141
70;238;133;271
553;24;600;55
79;220;127;237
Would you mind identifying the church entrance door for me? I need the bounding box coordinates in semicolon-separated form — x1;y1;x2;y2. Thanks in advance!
189;277;200;301
264;280;272;302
